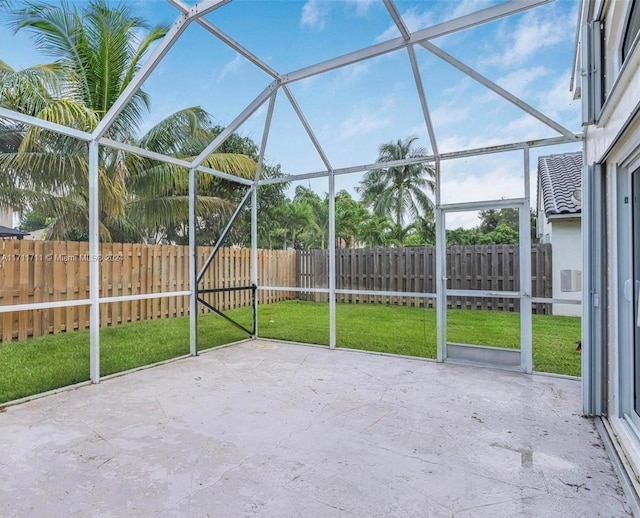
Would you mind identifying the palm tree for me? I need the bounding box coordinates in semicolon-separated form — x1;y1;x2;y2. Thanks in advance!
9;0;167;139
0;59;67;213
273;200;316;249
124;108;256;242
357;214;394;247
293;186;328;248
0;1;256;241
356;136;435;229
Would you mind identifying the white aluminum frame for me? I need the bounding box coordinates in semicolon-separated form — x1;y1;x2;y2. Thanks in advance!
438;195;533;372
0;0;586;398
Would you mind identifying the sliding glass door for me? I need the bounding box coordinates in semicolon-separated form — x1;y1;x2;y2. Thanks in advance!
633;169;640;416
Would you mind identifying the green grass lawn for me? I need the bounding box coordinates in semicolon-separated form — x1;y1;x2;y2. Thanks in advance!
0;301;581;404
260;301;581;376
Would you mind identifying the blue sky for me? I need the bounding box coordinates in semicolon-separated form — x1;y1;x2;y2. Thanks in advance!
0;0;582;228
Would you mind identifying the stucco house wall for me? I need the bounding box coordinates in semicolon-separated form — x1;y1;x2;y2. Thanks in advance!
536;153;583;317
576;0;640;508
550;219;582;317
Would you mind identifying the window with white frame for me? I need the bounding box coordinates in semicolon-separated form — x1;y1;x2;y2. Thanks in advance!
622;0;640;63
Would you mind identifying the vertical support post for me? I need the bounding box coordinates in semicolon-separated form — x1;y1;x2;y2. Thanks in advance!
434;161;446;362
88;140;100;382
520;148;533;373
251;285;257;336
582;161;605;415
251;90;277;340
581;161;592;412
251;187;258;338
189;168;198;356
329;171;336;349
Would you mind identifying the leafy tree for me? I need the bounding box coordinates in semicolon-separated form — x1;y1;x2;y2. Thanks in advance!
1;1;256;242
18;205;51;231
335;190;368;248
479;207;537;242
292;186;327;248
447;223;519;245
357;214;394;247
255;165;288;249
273;200;316;250
357;136;435;228
405;214;435;246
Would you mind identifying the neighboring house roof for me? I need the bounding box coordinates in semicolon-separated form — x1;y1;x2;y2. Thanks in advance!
0;225;29;239
538;151;582;218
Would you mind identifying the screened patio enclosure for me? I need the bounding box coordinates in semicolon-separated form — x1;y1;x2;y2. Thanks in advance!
0;0;584;401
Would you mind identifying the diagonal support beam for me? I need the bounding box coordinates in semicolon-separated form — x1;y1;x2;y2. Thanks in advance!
186;0;232;18
168;0;281;80
421;41;579;141
282;85;333;172
383;0;411;41
197;296;253;336
92;0;231;141
191;82;277;168
281;0;551;84
197;186;253;283
255;91;278;183
407;45;439;159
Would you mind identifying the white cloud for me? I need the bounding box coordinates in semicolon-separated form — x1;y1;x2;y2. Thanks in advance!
453;135;509;152
430;104;471;129
376;7;435;42
495;66;549;98
437;115;550;154
406;123;432;142
536;70;579;118
375;1;494;44
345;0;375;16
482;9;573;67
301;0;330;30
501;115;550;140
337;110;391;140
218;54;244;82
450;0;495;19
340;61;370;81
440;156;524;209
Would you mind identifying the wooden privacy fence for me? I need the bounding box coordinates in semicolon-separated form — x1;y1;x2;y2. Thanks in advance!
0;240;552;342
298;244;552;313
0;240;297;342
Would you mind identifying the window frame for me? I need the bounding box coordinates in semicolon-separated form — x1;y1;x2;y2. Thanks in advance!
621;0;640;66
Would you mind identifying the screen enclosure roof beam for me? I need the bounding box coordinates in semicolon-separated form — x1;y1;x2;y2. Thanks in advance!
279;0;551;85
92;0;231;141
167;0;281;80
420;40;579;141
257;134;582;187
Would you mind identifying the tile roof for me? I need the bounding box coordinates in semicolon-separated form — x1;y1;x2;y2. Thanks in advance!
537;151;582;217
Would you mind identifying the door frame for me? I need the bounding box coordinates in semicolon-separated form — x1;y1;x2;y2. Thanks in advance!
617;153;640;427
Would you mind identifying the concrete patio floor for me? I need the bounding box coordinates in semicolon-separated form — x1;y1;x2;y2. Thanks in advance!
0;341;631;517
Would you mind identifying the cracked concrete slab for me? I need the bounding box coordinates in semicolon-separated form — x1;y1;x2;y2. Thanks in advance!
0;341;631;517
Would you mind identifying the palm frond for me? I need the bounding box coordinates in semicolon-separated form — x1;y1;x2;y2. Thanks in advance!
127;195;232;230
